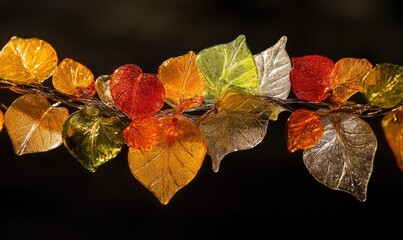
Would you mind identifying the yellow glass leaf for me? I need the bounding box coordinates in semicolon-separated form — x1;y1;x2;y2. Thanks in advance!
382;109;403;171
0;109;4;132
0;36;58;84
128;116;207;205
157;51;205;108
330;58;372;103
52;58;96;99
287;109;324;153
4;93;69;155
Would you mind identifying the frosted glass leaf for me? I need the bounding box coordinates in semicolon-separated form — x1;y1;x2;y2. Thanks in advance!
0;36;58;84
4;94;69;155
303;113;377;202
196;35;259;103
128;116;207;205
253;36;291;99
362;63;403;108
381;109;403;171
197;92;282;172
52;58;96;99
330;58;372;103
287;109;324;153
158;51;205;108
95;75;116;107
62;105;124;172
0;109;3;132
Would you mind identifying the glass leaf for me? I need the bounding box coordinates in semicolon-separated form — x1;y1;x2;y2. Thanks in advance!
254;36;291;99
303;113;377;202
0;36;58;84
128;116;207;205
381;109;403;171
124;114;160;150
4;94;69;155
196;35;259;103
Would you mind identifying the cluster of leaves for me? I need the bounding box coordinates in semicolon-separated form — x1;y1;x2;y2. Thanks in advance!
0;36;401;205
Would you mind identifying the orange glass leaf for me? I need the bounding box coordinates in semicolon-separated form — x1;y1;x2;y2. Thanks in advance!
52;58;96;99
158;51;205;108
330;58;372;103
124;114;160;150
4;94;69;155
0;36;58;84
0;109;4;132
382;109;403;171
287;109;324;153
128;116;207;205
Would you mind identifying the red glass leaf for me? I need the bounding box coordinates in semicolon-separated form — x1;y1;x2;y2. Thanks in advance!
110;64;165;119
290;55;334;101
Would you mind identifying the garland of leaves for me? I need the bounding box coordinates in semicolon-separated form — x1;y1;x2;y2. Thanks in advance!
0;35;401;205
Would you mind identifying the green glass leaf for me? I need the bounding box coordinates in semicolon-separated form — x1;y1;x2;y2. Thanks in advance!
196;34;259;103
303;113;377;202
362;63;403;108
62;105;124;172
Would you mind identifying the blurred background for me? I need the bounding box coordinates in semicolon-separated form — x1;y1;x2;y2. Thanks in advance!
0;0;402;239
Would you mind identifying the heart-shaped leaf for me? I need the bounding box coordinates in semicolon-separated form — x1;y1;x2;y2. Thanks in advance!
197;92;283;172
128;116;207;205
254;36;291;99
62;105;124;172
196;34;259;103
95;75;116;107
361;63;403;108
381;109;403;171
4;94;69;155
290;55;334;101
124;114;160;150
0;36;58;84
52;58;96;99
330;58;372;103
303;113;377;202
287;109;324;153
110;64;165;119
157;51;205;108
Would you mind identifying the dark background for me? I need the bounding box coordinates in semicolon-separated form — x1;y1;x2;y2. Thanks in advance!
0;0;402;239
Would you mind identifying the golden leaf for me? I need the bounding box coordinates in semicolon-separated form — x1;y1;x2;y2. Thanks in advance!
158;51;205;108
4;94;69;155
287;109;324;153
0;36;58;84
52;58;95;99
382;109;403;171
330;58;372;103
128;116;207;205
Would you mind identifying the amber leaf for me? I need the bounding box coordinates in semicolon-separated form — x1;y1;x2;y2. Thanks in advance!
0;109;4;132
0;36;58;84
128;116;207;205
62;105;124;172
330;58;372;103
124;115;160;150
287;109;324;153
197;92;282;172
381;109;403;171
52;58;96;99
4;94;69;155
157;51;205;108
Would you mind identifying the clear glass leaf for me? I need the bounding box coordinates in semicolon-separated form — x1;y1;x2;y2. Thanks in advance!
4;94;69;155
128;116;207;205
381;109;403;171
157;51;205;108
303;113;377;202
0;36;58;84
196;35;259;103
197;92;282;172
52;58;96;99
287;109;324;153
362;63;403;108
62;105;124;172
330;58;372;103
95;74;116;107
253;36;291;99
